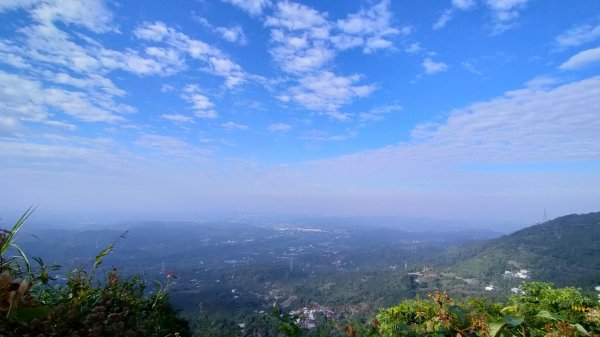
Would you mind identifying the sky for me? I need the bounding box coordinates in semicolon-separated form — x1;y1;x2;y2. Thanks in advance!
1;0;600;225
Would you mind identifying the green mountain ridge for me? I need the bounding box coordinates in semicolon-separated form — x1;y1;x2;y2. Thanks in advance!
441;212;600;288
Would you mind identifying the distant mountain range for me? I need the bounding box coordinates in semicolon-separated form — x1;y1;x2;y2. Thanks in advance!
441;212;600;288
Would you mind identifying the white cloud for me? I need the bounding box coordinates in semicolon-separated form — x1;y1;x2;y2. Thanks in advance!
1;14;186;79
160;113;195;124
452;0;476;10
0;138;128;170
134;21;246;87
30;0;116;33
484;0;529;34
359;103;402;122
208;56;245;88
461;61;483;75
265;2;333;74
195;16;248;45
215;26;247;44
181;85;218;119
221;0;271;16
0;41;31;69
222;121;249;130
524;76;559;89
0;0;40;12
269;33;335;74
285;71;375;120
298;76;600;214
42;71;125;97
267;123;292;132
335;0;403;53
559;47;600;70
265;0;404;74
0;71;125;132
97;48;185;76
133;21;171;41
265;1;328;30
405;76;600;162
301;129;354;142
404;42;422;54
433;0;476;30
161;84;175;92
422;58;448;74
264;1;402;119
135;134;210;158
434;0;527;33
555;22;600;48
433;9;453;30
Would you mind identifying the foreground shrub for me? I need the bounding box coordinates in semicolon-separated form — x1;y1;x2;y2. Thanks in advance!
0;209;190;337
375;282;599;337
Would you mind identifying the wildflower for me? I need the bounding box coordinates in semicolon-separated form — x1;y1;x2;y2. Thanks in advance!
108;273;118;285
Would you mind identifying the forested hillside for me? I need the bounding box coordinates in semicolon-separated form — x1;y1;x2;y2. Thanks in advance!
441;212;600;288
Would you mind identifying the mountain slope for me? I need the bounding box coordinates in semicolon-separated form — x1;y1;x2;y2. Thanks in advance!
442;212;600;287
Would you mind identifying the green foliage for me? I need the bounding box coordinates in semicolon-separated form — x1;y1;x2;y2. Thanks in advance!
0;210;190;337
376;291;492;336
374;282;600;337
0;207;36;277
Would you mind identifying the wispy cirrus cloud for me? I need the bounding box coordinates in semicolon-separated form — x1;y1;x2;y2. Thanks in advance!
267;123;292;132
135;134;211;159
222;121;249;131
433;0;476;30
160;113;195;124
0;70;126;132
181;85;218;119
559;47;600;70
433;10;454;30
433;0;528;34
221;0;271;16
485;0;530;34
555;22;600;48
134;21;246;88
195;16;248;45
359;103;402;122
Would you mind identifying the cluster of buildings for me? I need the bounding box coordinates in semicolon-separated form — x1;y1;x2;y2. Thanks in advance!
484;269;531;292
504;269;530;279
289;306;336;329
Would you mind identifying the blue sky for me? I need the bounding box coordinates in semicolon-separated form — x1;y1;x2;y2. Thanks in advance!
1;0;600;224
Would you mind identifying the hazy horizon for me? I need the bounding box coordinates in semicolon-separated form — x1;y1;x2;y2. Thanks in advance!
1;0;599;227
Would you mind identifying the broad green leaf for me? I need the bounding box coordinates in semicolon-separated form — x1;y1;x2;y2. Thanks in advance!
505;316;524;327
10;243;31;275
489;321;507;337
574;323;589;336
94;243;113;269
536;310;567;321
